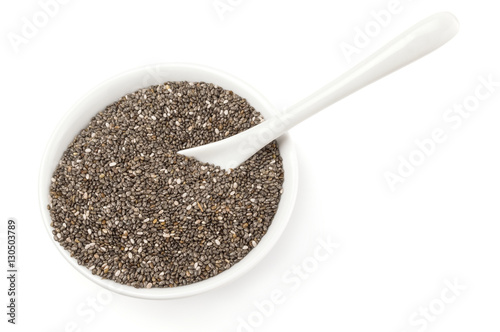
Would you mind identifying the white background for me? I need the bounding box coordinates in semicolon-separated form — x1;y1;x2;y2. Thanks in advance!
1;0;499;331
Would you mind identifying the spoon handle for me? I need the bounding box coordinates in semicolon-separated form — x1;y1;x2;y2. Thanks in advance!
281;12;459;129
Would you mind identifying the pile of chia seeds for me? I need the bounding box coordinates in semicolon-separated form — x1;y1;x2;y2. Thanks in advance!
48;82;284;288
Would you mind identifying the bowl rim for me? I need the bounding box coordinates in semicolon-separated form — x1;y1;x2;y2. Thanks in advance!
38;63;298;299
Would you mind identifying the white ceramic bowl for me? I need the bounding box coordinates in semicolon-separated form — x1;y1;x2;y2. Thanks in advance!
39;63;298;299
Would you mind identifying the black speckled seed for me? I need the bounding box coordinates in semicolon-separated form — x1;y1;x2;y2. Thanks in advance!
49;82;284;288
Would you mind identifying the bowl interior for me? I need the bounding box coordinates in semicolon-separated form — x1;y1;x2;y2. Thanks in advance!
39;63;298;299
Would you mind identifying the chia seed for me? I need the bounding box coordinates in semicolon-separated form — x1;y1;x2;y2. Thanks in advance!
49;81;284;288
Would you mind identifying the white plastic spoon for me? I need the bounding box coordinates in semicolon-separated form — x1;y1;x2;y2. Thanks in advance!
178;12;459;169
